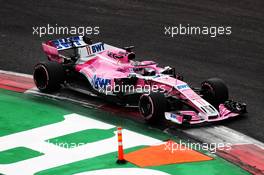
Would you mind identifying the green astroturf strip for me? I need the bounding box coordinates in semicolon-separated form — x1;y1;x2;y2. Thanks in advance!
0;89;170;141
0;89;112;137
47;128;116;148
0;89;67;137
0;147;43;164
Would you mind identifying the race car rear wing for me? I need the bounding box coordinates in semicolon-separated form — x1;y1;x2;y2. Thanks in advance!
46;36;88;51
42;42;71;62
42;36;127;62
42;36;108;62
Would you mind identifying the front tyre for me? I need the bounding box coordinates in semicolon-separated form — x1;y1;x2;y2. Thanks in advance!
33;62;65;92
138;92;167;124
201;78;229;107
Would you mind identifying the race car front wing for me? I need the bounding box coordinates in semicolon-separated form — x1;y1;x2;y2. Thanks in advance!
165;100;247;125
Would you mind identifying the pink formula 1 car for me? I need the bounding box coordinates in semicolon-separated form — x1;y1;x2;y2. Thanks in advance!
33;36;246;125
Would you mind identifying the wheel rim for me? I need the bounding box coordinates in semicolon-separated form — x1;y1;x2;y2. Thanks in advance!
34;65;49;90
139;95;154;119
202;83;215;99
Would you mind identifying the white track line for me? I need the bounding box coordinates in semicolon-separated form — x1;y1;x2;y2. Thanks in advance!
183;126;264;149
0;70;33;78
1;69;264;150
25;88;102;108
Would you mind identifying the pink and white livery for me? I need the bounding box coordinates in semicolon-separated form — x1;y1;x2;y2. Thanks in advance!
33;36;247;125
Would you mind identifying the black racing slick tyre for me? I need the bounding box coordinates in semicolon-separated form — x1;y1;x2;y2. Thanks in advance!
33;62;65;92
201;78;229;107
138;92;167;124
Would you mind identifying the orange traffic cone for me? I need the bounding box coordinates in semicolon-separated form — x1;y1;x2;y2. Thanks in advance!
116;126;127;164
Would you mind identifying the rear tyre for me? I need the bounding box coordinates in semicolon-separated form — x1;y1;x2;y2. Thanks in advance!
33;62;65;92
201;78;229;107
138;92;167;124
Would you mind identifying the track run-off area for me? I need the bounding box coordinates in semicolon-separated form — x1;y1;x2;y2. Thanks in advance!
0;70;263;175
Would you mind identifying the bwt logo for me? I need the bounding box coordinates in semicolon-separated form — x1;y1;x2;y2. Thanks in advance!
92;75;111;89
91;43;105;53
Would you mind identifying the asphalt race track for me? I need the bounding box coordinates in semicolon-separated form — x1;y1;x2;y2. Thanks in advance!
0;0;263;141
